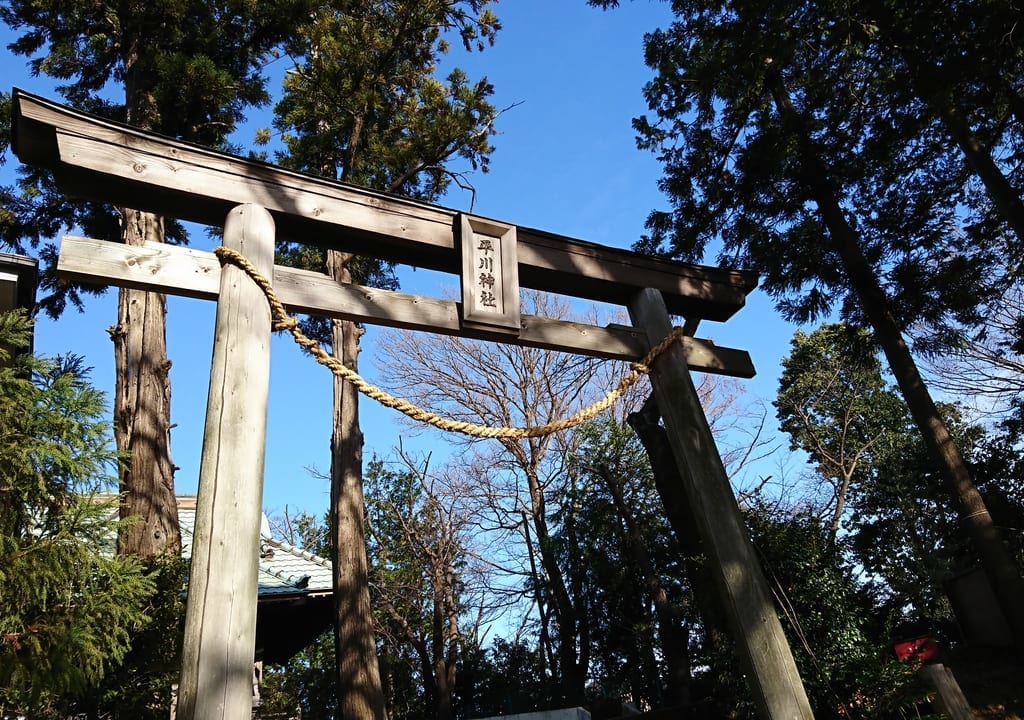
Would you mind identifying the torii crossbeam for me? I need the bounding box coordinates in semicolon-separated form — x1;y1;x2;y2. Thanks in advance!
11;88;813;720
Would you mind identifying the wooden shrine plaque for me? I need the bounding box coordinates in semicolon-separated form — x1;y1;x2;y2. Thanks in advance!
459;214;521;333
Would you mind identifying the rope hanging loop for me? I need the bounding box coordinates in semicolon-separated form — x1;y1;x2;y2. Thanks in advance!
214;246;688;439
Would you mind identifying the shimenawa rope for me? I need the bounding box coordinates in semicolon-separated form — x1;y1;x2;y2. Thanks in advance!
215;245;687;439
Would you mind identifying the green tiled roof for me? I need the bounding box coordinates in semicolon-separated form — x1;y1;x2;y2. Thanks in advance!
178;502;333;597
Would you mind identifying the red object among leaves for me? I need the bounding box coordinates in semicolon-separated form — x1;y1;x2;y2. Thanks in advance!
893;635;940;662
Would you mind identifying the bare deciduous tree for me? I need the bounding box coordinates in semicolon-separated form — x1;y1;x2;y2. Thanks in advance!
375;290;776;703
919;283;1024;419
376;291;603;703
365;448;497;720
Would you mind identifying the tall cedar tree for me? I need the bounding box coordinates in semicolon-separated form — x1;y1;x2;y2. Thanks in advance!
269;3;498;718
591;0;1024;644
1;0;304;558
0;310;155;716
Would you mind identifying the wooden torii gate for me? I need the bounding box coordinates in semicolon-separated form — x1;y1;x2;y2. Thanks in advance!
12;89;814;720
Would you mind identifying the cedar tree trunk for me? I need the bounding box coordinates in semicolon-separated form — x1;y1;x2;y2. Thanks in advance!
328;248;388;720
111;208;180;557
112;43;180;558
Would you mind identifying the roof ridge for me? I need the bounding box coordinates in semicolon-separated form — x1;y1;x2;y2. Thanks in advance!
257;560;312;590
261;534;332;569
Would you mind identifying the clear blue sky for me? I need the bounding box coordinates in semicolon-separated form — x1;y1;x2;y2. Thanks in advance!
3;1;799;518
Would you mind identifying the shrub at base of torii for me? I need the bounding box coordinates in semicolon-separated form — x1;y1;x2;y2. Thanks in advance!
0;310;156;716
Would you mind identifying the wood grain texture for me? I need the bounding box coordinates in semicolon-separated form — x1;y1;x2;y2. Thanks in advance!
177;205;275;720
14;89;758;320
58;235;755;377
629;289;813;720
918;665;973;720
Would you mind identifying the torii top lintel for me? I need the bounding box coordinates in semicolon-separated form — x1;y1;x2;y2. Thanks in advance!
10;88;758;322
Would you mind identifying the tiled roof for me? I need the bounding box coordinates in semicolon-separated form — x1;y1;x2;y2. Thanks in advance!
178;497;333;597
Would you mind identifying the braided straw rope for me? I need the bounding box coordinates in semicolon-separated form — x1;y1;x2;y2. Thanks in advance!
215;246;688;439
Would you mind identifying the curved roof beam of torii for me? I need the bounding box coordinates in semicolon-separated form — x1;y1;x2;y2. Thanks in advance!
10;88;758;377
11;89;757;320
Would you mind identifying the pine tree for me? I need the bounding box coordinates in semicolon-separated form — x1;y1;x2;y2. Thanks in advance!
0;310;155;716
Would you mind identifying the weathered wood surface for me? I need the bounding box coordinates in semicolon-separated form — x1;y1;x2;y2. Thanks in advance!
460;214;520;332
57;235;756;377
918;664;973;720
628;288;813;720
13;88;758;321
177;205;275;720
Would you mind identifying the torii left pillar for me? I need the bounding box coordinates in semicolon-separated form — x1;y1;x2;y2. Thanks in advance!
177;204;275;720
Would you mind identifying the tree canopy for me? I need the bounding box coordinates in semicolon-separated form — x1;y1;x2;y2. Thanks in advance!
6;0;1024;715
1;0;312;564
593;0;1024;644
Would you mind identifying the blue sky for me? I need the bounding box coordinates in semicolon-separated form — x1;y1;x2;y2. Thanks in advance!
3;1;800;518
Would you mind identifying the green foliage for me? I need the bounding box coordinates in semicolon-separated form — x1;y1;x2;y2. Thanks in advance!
777;324;889;450
847;416;964;625
609;0;1012;338
776;323;908;529
0;0;303;140
688;507;928;718
256;629;337;720
567;413;934;716
847;399;1024;629
70;556;188;719
272;0;498;194
0;310;156;716
567;418;692;708
364;456;470;719
775;323;996;625
0;0;305;314
969;432;1024;567
456;638;559;717
0;91;10;164
270;0;500;345
744;510;924;719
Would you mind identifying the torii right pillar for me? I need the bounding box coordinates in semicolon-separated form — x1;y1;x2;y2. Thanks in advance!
629;288;814;720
